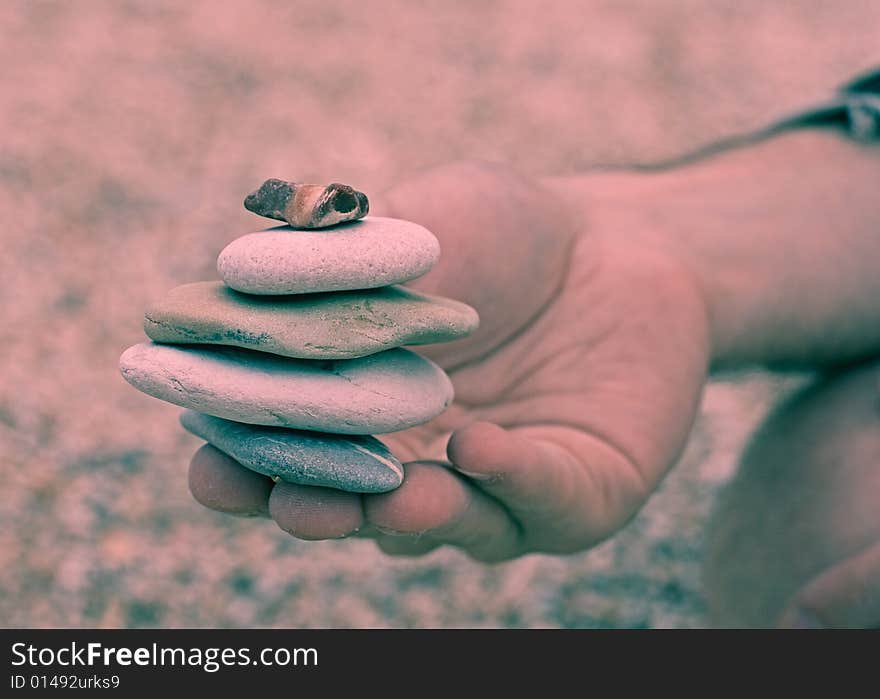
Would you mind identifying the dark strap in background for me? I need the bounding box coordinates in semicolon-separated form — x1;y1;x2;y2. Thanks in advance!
778;66;880;140
603;65;880;173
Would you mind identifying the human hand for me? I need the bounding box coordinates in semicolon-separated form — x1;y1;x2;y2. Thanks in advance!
702;349;880;628
189;161;711;561
777;540;880;628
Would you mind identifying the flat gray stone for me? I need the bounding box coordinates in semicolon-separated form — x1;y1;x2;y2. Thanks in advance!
217;217;440;294
180;411;403;493
119;342;453;434
144;281;478;359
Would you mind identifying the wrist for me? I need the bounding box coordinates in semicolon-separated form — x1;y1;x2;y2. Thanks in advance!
547;129;880;370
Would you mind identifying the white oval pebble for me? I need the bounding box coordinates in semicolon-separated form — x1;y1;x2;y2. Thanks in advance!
119;342;453;434
217;216;440;294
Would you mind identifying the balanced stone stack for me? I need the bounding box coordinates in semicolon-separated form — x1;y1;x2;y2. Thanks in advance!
119;180;478;493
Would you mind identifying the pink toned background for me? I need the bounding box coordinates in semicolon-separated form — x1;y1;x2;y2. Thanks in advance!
0;0;877;628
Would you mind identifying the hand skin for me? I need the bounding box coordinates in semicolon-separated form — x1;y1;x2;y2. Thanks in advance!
703;357;880;628
189;129;880;570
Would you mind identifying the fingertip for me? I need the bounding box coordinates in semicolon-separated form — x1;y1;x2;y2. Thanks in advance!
269;482;364;540
188;444;273;517
374;534;441;558
369;460;524;562
365;462;469;534
447;421;513;479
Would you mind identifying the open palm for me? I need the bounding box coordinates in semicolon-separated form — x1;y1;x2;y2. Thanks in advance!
190;162;711;561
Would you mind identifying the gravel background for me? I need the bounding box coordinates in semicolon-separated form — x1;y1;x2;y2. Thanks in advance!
1;0;876;628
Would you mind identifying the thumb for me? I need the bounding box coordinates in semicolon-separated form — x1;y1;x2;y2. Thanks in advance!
446;421;649;553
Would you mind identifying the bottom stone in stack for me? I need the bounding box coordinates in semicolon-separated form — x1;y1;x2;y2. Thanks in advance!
181;411;403;493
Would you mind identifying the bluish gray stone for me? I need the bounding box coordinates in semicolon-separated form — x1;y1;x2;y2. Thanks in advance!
180;411;403;493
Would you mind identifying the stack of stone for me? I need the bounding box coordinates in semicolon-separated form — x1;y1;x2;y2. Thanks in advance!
119;180;478;493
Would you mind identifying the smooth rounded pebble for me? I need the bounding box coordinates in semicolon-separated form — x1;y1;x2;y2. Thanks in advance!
217;216;440;294
180;411;403;493
144;282;478;359
119;342;453;434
